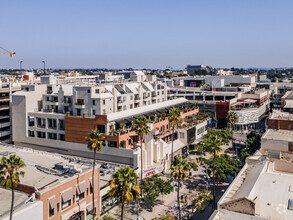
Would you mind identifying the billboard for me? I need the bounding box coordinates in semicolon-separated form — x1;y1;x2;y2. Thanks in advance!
189;82;197;87
173;79;180;87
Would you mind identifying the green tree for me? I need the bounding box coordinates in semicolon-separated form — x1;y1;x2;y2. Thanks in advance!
86;129;105;216
203;154;241;185
133;116;151;197
140;175;173;208
108;167;140;220
171;156;198;219
168;107;181;162
0;154;25;220
226;112;238;159
192;190;213;213
241;131;261;159
203;128;232;209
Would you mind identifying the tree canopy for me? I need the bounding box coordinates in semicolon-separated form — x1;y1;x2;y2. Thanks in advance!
140;175;173;205
202;154;241;183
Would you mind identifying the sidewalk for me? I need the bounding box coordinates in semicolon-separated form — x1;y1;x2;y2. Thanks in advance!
102;167;227;220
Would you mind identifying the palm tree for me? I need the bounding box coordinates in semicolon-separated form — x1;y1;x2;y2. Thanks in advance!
108;167;140;220
168;107;181;162
0;154;25;220
86;129;105;216
171;156;197;219
204;133;224;210
133;116;150;191
226;112;238;159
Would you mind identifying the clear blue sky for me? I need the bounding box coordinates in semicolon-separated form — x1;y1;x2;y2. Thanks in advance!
1;0;293;69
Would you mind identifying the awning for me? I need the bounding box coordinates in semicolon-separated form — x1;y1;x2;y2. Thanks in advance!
61;189;73;203
86;200;98;212
48;197;56;209
76;182;86;195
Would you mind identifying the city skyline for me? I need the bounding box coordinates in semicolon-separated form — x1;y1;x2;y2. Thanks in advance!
1;0;293;69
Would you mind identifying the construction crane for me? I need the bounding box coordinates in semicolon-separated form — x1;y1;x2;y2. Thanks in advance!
0;46;15;56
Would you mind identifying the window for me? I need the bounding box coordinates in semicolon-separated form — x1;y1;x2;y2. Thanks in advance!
130;104;133;109
123;105;126;110
57;203;59;212
76;192;85;202
59;134;65;141
87;89;90;93
103;109;106;114
37;118;45;128
77;109;81;116
95;89;99;93
48;133;57;140
37;131;45;138
28;116;34;126
162;98;165;102
130;96;133;100
59;120;65;130
49;207;54;217
48;119;57;129
162;91;164;95
97;125;105;133
28;130;34;137
76;99;84;105
93;110;96;115
62;200;71;210
102;100;106;105
92;100;96;105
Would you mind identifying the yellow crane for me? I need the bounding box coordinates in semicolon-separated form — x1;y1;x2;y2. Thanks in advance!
0;46;15;56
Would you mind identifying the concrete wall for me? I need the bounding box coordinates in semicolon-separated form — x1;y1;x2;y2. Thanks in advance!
261;137;289;153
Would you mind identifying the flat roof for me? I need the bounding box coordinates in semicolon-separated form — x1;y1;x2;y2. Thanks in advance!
0;188;41;219
0;144;94;192
262;129;293;142
270;110;293;120
219;158;293;219
107;98;189;122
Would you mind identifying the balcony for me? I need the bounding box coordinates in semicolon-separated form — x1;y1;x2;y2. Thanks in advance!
75;100;85;109
75;104;85;109
0;122;11;128
0;105;9;110
0;129;11;137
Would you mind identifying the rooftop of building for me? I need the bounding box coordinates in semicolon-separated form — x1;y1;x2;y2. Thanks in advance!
270;110;293;120
218;156;293;219
107;98;189;122
0;144;96;193
0;188;41;219
262;129;293;142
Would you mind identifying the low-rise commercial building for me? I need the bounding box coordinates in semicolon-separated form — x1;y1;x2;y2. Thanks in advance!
210;155;293;220
0;144;100;220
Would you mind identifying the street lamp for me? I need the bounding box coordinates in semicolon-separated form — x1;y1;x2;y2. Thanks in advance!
42;61;46;75
20;61;23;70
